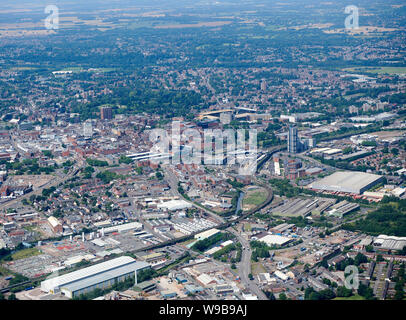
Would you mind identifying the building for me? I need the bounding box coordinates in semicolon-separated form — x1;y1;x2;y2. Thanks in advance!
287;126;298;153
260;80;267;91
194;228;220;241
373;235;406;252
327;200;360;218
308;171;384;195
48;216;63;233
83;120;93;137
102;222;143;234
256;233;293;247
100;106;113;120
274;270;289;281
157;199;192;211
40;256;150;299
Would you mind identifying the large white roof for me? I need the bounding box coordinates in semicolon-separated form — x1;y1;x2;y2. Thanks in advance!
259;234;292;246
41;256;141;292
309;171;383;194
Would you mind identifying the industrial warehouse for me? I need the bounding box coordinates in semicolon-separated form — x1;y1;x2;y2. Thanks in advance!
40;256;150;299
308;171;384;195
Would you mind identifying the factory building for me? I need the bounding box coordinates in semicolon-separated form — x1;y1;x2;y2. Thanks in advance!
373;235;406;252
40;256;150;299
308;171;383;195
157;199;192;211
194;228;220;241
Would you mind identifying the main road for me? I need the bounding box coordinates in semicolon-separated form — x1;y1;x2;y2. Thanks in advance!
228;227;268;300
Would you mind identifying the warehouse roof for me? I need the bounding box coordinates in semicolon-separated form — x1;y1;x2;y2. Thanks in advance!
103;222;143;234
258;234;292;246
374;235;406;251
309;171;383;194
61;261;149;293
157;199;192;211
41;256;148;292
194;228;220;240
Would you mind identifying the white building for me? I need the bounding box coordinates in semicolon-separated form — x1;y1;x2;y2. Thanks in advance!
41;256;150;299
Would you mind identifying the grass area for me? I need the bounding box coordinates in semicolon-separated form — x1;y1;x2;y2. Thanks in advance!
180;238;197;246
10;67;39;71
57;67;116;73
343;93;365;100
343;66;406;75
0;265;12;276
11;248;41;261
251;262;266;275
333;294;366;300
243;189;268;209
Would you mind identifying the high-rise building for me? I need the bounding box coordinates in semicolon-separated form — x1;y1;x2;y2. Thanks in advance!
83;120;93;137
100;106;113;120
287;125;298;153
261;80;267;91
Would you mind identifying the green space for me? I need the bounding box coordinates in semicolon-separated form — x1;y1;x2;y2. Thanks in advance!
212;243;242;264
11;248;41;261
251;262;266;275
343;198;406;237
191;232;233;252
333;294;366;300
343;66;406;75
0;265;12;276
243;189;268;207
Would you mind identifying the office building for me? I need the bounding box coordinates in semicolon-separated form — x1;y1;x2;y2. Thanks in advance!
287;126;298;153
83;120;93;137
100;106;113;120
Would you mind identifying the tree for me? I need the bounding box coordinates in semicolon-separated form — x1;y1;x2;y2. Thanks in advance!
119;155;133;164
391;148;399;156
278;292;287;300
264;290;276;300
8;293;17;300
354;253;368;266
365;245;374;253
336;286;353;298
358;283;374;300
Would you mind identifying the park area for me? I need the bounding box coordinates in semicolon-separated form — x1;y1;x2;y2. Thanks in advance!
242;186;269;211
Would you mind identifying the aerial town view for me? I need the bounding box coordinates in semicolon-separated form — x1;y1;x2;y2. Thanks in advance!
0;0;405;309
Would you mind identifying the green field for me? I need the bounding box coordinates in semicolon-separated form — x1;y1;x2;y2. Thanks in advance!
0;265;12;276
333;294;366;300
251;262;267;275
11;248;41;261
243;189;268;207
343;66;406;75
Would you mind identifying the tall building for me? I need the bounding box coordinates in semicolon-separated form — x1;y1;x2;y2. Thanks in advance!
261;80;267;91
83;120;93;137
100;106;113;120
287;125;298;153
